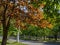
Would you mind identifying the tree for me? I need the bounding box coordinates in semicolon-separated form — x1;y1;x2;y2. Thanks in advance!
52;25;60;40
0;0;53;45
43;0;60;40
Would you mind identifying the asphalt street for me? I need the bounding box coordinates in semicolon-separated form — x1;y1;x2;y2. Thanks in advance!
0;36;60;45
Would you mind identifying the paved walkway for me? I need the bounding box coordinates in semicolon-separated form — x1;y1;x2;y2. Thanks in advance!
10;36;60;45
9;38;60;45
0;36;60;45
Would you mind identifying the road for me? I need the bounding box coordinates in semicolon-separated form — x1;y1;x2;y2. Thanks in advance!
0;36;60;45
19;40;60;45
9;39;60;45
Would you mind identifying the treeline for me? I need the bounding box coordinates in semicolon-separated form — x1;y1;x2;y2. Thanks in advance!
20;24;60;41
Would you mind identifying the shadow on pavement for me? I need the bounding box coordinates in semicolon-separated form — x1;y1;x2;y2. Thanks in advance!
43;42;60;45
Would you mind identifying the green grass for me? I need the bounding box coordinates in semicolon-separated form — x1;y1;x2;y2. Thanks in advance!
0;42;27;45
6;42;27;45
0;39;27;45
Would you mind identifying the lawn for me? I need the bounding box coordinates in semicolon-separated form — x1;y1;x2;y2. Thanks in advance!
0;39;27;45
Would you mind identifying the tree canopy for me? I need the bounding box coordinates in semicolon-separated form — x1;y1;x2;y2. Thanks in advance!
0;0;60;45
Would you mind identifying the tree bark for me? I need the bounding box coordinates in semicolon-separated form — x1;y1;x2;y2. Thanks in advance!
44;36;46;40
1;19;10;45
16;26;20;42
1;2;10;45
54;34;57;41
17;31;20;42
1;29;8;45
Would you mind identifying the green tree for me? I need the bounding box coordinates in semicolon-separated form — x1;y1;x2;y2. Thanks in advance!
52;25;60;40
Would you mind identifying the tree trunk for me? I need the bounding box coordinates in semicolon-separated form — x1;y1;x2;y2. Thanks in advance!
1;3;8;45
1;29;8;45
17;31;20;42
54;34;57;41
44;36;46;40
17;26;20;42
